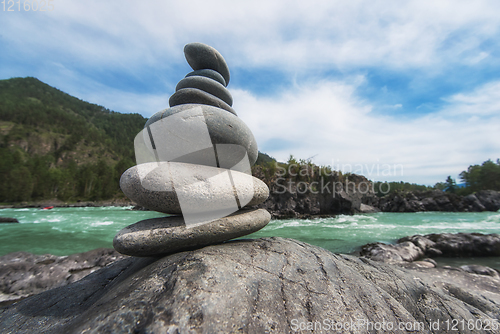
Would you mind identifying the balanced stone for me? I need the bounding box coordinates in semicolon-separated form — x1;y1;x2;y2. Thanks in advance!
120;162;269;214
176;76;233;106
186;69;226;87
184;43;230;85
145;104;258;166
113;42;270;258
169;88;236;115
113;208;271;257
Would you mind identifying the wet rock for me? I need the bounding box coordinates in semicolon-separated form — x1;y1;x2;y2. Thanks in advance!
461;265;500;279
360;241;425;263
0;217;19;223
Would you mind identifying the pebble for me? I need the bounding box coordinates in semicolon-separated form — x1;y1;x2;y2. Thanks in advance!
120;162;269;214
186;69;226;87
184;43;230;85
145;104;258;167
169;88;236;115
176;76;233;106
113;208;271;257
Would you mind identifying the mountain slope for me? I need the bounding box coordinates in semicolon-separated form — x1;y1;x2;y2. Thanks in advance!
0;77;147;202
0;77;273;203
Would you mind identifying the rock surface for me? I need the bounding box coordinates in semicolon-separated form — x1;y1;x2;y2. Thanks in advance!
252;167;378;218
360;241;425;263
376;189;500;212
120;162;268;214
0;248;126;307
461;265;500;279
113;208;271;257
362;233;500;263
1;237;499;333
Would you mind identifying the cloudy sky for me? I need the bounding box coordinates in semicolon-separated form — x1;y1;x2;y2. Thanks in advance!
2;0;500;184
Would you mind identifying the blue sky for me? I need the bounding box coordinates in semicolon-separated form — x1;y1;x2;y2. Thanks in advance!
1;0;500;184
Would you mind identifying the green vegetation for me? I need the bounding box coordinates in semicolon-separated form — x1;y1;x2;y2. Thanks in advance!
371;181;433;197
2;77;498;203
253;155;500;197
0;77;147;202
457;159;500;194
252;154;356;192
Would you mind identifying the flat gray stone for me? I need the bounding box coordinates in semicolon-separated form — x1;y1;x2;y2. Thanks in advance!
186;69;226;87
120;162;269;214
113;208;271;256
176;76;233;106
145;104;258;166
169;88;236;115
184;43;230;85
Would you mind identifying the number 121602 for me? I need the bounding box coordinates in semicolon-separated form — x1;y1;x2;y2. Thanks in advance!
2;0;54;11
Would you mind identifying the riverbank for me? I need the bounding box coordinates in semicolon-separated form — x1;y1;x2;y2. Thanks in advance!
2;188;500;218
0;198;135;209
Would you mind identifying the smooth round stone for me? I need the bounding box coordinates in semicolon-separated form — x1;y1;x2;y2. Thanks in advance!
120;162;269;214
176;76;233;106
113;208;271;257
184;43;230;85
186;69;226;87
169;88;236;115
145;104;258;166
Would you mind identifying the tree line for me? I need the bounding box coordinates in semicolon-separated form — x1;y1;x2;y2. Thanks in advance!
438;159;500;195
0;77;146;203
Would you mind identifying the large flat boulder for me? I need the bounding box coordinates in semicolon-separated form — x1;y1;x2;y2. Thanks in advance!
1;237;499;333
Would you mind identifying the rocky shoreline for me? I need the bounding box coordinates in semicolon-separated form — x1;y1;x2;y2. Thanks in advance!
0;198;135;210
375;189;500;213
2;185;500;218
361;232;500;274
1;235;499;333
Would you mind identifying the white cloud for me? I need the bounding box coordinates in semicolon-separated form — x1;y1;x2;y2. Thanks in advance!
233;79;500;184
3;0;500;73
442;81;500;116
2;0;500;184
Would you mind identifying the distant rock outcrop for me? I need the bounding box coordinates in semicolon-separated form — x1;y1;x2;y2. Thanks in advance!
253;170;379;218
1;238;499;333
375;189;500;212
0;217;19;223
361;233;500;263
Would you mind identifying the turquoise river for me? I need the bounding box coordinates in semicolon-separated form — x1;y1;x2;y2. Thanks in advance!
1;207;499;268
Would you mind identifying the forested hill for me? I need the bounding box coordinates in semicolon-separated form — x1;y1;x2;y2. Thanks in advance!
0;77;147;202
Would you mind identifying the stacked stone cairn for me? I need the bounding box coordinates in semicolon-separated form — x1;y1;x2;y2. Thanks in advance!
113;43;271;257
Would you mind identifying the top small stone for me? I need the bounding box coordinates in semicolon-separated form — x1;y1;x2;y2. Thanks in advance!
184;43;230;86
